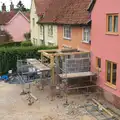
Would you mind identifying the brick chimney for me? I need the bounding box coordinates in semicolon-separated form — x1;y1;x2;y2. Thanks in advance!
10;2;14;11
2;3;6;12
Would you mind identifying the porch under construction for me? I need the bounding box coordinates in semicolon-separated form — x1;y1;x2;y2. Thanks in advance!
38;49;97;92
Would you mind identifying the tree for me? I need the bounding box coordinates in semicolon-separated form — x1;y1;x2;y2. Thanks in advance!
16;0;29;12
24;32;31;41
0;30;13;43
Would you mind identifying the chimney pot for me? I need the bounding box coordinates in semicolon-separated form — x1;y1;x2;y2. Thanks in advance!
2;3;6;12
10;2;14;11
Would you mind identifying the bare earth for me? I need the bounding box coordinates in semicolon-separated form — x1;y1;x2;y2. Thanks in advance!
0;82;96;120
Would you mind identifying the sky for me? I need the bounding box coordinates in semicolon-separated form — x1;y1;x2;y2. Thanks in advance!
0;0;31;11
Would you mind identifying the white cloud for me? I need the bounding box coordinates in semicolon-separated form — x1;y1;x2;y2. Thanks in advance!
0;0;31;11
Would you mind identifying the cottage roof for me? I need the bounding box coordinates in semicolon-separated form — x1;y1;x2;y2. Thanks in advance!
34;0;52;16
37;0;91;25
0;11;30;25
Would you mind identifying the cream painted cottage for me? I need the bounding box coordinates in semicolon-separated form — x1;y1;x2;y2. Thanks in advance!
30;0;57;46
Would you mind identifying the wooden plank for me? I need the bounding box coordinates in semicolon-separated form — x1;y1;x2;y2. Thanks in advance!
38;49;58;53
42;52;51;58
39;49;90;58
53;51;90;57
39;49;78;53
92;99;114;117
59;72;96;79
30;93;38;101
61;48;78;52
26;59;50;71
40;50;89;56
68;85;97;90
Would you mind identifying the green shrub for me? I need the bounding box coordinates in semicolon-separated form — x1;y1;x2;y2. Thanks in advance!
0;45;57;75
0;42;21;47
21;41;32;46
24;32;31;40
0;30;13;42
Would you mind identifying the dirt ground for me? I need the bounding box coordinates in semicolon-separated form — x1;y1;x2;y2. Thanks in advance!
0;81;98;120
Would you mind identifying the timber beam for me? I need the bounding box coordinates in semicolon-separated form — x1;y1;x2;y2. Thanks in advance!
53;51;90;57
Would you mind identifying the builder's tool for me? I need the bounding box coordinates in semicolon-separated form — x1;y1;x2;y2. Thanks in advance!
27;92;38;106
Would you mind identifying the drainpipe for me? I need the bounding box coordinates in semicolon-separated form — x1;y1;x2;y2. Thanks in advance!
43;25;45;45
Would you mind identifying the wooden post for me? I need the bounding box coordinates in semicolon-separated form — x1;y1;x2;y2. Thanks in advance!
50;55;55;85
41;52;43;63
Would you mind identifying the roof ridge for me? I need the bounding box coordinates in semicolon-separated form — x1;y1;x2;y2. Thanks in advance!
0;10;30;25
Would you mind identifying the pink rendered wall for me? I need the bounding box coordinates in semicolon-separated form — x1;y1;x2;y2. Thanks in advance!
5;13;30;42
91;0;120;97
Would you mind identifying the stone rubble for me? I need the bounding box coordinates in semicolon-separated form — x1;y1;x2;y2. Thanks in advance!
0;82;96;120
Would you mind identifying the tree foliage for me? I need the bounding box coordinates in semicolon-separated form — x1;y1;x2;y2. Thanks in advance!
24;32;31;40
0;30;13;44
21;41;32;46
15;0;30;12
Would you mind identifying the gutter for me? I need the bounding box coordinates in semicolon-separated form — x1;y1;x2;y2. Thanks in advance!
43;25;45;45
87;0;96;12
37;21;90;26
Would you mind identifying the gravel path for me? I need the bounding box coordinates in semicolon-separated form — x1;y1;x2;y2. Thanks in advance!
0;82;95;120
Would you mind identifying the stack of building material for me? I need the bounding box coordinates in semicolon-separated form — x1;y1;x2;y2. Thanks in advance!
63;58;90;73
61;52;90;73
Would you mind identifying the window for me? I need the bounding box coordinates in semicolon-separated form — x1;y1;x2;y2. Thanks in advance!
83;27;90;43
96;57;101;69
48;42;54;46
40;25;43;35
107;14;118;33
48;25;53;36
106;61;117;86
0;25;4;31
63;25;71;39
32;18;35;27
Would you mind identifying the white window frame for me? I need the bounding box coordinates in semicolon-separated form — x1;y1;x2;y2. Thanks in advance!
48;25;53;37
40;25;43;35
0;25;4;31
82;27;90;43
63;25;71;40
48;41;54;46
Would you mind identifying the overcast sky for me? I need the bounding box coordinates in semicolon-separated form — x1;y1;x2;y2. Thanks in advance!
0;0;31;11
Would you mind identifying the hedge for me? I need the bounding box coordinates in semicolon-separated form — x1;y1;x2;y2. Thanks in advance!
0;45;57;75
21;41;32;46
0;42;21;47
0;41;33;47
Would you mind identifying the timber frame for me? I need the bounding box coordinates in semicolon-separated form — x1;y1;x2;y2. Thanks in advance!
39;49;91;85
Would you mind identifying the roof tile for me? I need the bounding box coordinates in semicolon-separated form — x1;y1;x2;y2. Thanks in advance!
0;11;30;25
0;11;17;25
39;0;91;25
34;0;52;16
